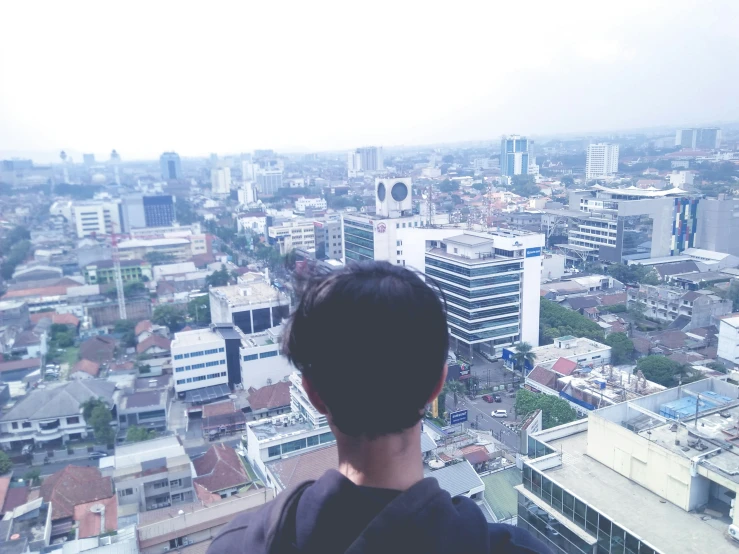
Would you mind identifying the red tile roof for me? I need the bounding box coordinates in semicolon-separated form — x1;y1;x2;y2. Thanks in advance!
247;381;290;411
29;312;80;326
527;366;559;389
266;445;339;490
109;361;135;372
202;400;237;418
136;335;171;355
0;477;10;514
79;335;116;364
2;487;28;513
135;320;153;337
73;495;118;538
0;358;41;373
40;466;113;521
551;357;578;376
193;444;249;494
72;359;101;377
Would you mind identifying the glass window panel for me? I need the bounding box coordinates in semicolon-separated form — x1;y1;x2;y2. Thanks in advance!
563;491;575;519
574;499;587;527
532;470;542;496
551;484;563;512
586;507;599;535
610;524;626;554
624;533;640;553
542;477;553;504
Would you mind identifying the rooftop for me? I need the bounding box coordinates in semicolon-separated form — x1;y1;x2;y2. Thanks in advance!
112;436;187;474
422;460;484;498
590;184;689;198
209;277;289;308
119;390;166;411
444;234;493;246
117;237;190;249
40;466;113;521
530;337;610;365
266;445;339;490
171;327;222;349
0;380;115;422
248;414;315;445
427;247;519;266
537;431;733;554
248;381;290;411
193;444;249;494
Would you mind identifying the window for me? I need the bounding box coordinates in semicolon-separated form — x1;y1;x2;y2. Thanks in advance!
174;354;183;360
259;350;278;359
153;480;168;489
22;422;31;429
397;250;401;255
175;367;184;373
396;223;399;229
184;353;190;358
205;360;220;367
191;363;205;369
221;371;227;377
119;488;133;497
402;223;406;228
170;479;182;488
67;416;79;424
267;445;281;457
243;354;258;362
177;379;185;385
307;435;319;447
219;359;226;364
171;493;183;503
119;415;126;423
11;422;17;429
219;347;225;352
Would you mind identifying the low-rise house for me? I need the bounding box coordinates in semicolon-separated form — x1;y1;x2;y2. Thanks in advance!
137;335;171;376
0;379;116;451
79;335;116;364
103;436;195;514
246;381;291;420
135;320;169;344
10;329;46;359
201;400;246;440
193;444;249;500
0;357;41;382
40;465;116;539
627;284;732;330
117;389;168;433
70;358;101;379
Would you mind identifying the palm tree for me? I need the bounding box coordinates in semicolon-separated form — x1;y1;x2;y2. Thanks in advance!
442;380;466;410
512;342;537;382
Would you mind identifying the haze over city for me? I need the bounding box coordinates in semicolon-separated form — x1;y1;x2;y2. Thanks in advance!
2;0;739;160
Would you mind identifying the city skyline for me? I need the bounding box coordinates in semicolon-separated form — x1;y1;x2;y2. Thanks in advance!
2;1;739;161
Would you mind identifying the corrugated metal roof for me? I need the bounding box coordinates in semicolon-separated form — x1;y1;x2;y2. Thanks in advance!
481;468;522;522
423;460;483;498
420;432;437;454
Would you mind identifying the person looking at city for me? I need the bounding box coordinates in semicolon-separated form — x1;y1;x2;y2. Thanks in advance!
208;261;550;554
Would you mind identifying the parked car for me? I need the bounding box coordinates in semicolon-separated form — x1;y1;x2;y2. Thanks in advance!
21;444;33;455
491;409;508;418
482;395;494;403
493;394;502;402
88;451;107;460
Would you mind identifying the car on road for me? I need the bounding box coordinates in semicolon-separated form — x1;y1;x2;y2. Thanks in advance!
482;394;503;403
491;409;508;418
493;394;502;402
88;451;107;460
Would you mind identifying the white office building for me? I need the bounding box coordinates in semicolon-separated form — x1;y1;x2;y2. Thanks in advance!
240;325;293;389
294;197;327;213
347;151;362;177
211;167;232;195
72;200;123;238
171;328;229;395
238;182;258;205
209;272;291;335
585;143;619;180
256;170;283;196
425;229;544;358
268;220;316;254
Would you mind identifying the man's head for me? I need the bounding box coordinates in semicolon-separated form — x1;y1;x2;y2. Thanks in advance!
283;261;449;438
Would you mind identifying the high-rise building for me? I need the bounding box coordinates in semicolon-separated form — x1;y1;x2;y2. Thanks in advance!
696;195;739;257
354;147;384;172
557;186;696;263
72;200;124;238
211;167;231;195
500;135;531;178
256;170;283;196
425;230;543;358
347;151;362;176
314;216;343;261
585;143;619;180
83;153;95;166
675;127;722;150
519;378;739;553
160;152;182;180
121;195;175;230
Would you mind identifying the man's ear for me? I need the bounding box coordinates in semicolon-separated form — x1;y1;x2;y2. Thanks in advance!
428;364;448;404
302;375;329;415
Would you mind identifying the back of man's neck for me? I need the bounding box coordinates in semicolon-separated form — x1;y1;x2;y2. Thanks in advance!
335;426;424;491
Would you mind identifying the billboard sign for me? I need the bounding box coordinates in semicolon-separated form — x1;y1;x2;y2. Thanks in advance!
525;247;542;258
450;410;468;425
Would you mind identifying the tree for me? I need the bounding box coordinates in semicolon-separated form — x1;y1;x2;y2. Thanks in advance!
124;281;147;298
512;342;537;380
511;175;539;197
89;404;114;445
706;361;727;374
607;263;659;286
205;265;230;287
515;389;577;429
561;176;575;187
438;179;459;193
604;332;634;365
152;304;186;332
0;451;11;474
114;320;137;348
628;301;646;321
23;468;41;486
126;426;156;442
188;295;211;325
636;355;686;387
472;182;487;192
442;380;466;410
539;298;605;345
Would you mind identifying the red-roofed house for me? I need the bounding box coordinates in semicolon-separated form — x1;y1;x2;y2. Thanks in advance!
527;366;559;391
40;466;114;528
551;357;578;376
29;312;80;329
70;359;101;379
193;444;249;499
247;381;291;420
79;335;116;364
136;335;171;356
135;320;169;344
73;495;118;538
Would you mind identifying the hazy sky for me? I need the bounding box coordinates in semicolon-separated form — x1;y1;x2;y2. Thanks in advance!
1;0;738;161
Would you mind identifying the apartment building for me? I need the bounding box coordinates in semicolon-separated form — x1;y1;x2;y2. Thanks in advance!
424;229;544;358
171;327;230;396
103;436;194;514
72;200;123;238
267;219;316;254
239;325;292;389
627;284;732;330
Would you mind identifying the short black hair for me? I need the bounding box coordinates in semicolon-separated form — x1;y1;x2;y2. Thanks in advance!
283;261;449;438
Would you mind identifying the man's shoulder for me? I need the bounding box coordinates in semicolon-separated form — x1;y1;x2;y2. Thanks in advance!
488;522;552;554
208;510;261;552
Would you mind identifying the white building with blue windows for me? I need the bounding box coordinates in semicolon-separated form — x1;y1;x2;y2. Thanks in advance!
239;324;293;389
171;328;229;395
424;229;544;358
